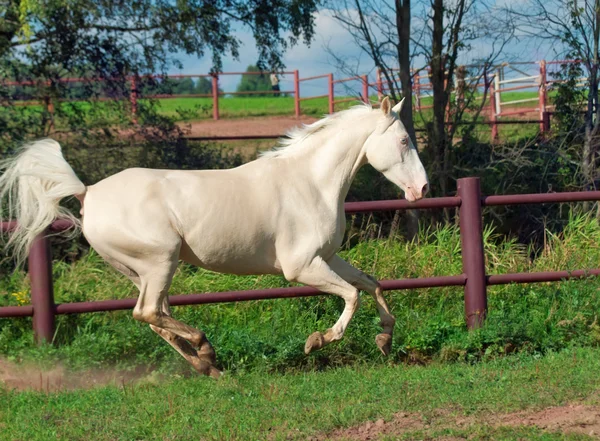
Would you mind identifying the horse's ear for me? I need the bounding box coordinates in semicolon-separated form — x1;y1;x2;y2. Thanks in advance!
380;96;391;115
392;97;405;114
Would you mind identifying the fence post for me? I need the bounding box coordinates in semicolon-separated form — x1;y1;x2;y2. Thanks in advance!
362;75;369;103
328;73;334;114
494;70;501;117
376;68;383;100
457;177;487;329
130;76;138;124
294;70;300;118
415;69;421;111
29;233;55;344
212;74;219;121
489;78;498;141
539;60;548;133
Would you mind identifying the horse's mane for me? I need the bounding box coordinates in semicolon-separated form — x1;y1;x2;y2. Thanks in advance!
260;103;374;159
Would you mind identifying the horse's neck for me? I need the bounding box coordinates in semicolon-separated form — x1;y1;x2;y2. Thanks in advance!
304;118;375;204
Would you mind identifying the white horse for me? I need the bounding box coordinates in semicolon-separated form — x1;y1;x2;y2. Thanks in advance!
0;97;428;377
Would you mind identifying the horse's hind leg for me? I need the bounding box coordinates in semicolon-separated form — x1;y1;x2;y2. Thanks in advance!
328;255;396;356
123;249;220;377
134;272;220;377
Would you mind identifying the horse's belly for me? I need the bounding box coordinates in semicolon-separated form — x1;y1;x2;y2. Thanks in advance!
179;234;281;276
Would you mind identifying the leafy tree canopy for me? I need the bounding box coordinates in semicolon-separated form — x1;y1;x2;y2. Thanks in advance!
0;0;320;144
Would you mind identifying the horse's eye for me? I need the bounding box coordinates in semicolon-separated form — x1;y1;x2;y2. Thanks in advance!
400;137;408;145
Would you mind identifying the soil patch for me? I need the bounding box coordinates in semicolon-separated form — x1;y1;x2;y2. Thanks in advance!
179;115;318;138
0;358;158;393
320;404;600;440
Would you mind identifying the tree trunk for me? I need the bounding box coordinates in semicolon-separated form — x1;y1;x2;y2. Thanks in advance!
394;0;419;240
395;0;415;143
429;0;449;198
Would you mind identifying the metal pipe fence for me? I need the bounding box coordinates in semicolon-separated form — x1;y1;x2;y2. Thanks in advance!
2;177;600;344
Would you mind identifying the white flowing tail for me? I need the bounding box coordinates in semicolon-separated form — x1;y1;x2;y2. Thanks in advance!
0;139;85;265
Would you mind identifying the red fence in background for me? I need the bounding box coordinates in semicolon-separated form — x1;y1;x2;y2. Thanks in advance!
2;177;600;345
1;59;587;139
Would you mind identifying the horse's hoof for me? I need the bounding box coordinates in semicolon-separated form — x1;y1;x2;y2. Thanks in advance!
376;333;392;356
194;360;223;379
305;331;325;354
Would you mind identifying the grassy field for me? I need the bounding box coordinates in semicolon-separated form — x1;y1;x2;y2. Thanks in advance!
2;347;600;440
12;91;545;122
156;90;545;121
2;214;600;438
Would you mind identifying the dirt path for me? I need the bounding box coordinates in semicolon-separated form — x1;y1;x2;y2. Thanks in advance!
320;405;600;440
0;358;156;392
178;115;318;138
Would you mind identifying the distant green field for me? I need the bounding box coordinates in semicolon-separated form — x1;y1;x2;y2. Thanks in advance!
159;90;546;121
6;91;548;142
10;91;546;122
153;95;362;120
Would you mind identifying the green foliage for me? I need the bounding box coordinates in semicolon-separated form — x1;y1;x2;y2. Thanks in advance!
194;76;213;95
551;61;586;142
236;65;273;97
0;0;320;152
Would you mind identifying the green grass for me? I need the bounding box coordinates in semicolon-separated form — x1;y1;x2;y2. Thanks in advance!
3;214;600;439
2;347;600;440
154;95;341;120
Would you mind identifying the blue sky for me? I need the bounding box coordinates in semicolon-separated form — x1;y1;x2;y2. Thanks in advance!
172;8;560;98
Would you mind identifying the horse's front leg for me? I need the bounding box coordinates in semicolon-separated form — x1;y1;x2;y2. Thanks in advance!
284;256;360;354
327;255;396;356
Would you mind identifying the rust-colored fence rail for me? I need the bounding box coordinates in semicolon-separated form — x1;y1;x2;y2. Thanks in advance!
2;177;600;344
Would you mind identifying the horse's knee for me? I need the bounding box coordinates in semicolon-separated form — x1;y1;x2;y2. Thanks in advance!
132;307;160;324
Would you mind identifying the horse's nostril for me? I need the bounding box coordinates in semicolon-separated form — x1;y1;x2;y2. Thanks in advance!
422;183;429;196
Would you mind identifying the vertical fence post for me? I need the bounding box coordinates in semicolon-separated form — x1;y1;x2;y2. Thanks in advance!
457;177;487;329
29;233;55;344
376;68;383;101
362;74;369;104
294;70;300;118
494;69;501;117
539;60;548;133
489;79;498;141
212;74;219;121
328;73;334;114
415;69;421;112
130;76;138;124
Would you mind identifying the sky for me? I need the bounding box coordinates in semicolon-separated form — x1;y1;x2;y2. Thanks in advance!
172;11;355;98
171;8;560;98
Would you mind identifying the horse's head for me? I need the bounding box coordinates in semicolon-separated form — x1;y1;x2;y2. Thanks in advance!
364;97;429;202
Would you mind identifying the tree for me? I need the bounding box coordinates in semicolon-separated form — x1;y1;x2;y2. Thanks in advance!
236;65;273;96
195;77;214;95
0;0;320;145
507;0;600;195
